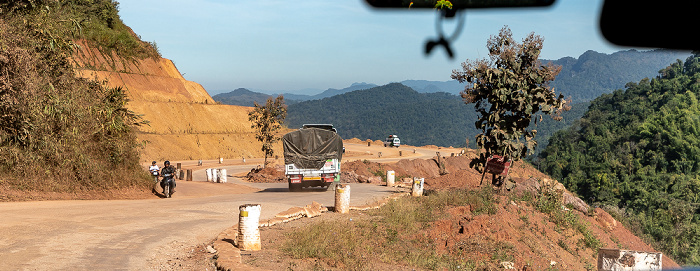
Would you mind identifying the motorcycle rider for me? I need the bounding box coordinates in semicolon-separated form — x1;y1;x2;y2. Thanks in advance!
160;160;176;194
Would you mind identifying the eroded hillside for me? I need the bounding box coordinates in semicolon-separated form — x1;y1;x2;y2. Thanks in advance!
70;40;278;162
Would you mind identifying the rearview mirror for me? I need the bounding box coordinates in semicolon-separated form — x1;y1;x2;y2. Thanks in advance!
600;0;698;50
365;0;556;9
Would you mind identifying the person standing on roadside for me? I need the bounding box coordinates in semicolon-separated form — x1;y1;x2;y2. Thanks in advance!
149;161;160;182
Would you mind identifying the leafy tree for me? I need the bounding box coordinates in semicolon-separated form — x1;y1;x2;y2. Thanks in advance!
451;26;568;171
248;96;287;167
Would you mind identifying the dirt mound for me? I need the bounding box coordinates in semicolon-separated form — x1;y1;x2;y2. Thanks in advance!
72;40;279;162
245;165;286;183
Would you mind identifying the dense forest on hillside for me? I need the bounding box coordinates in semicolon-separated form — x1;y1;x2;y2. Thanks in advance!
286;83;480;147
548;49;689;103
537;53;700;264
286;83;582;149
0;0;152;193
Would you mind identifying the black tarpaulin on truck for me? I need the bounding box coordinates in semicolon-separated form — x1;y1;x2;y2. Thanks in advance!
283;128;343;170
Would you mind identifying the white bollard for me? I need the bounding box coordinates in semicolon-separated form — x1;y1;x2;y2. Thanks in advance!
219;157;223;164
237;204;261;251
335;184;351;214
386;170;395;187
412;177;424;197
218;168;228;183
598;249;661;271
205;168;213;182
211;168;218;183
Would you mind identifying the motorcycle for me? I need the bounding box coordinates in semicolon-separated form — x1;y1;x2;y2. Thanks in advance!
160;173;175;198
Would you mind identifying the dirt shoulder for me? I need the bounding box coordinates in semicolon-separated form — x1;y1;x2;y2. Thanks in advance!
215;151;680;270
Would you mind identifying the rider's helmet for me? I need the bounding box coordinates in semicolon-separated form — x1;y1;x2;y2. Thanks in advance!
164;160;170;166
152;161;157;165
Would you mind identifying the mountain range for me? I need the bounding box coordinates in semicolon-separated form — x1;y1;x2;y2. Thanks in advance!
214;49;689;107
213;49;690;149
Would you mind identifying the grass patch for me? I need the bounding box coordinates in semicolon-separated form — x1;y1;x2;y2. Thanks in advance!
280;188;498;270
531;181;602;251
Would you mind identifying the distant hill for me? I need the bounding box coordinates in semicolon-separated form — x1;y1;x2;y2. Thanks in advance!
213;83;378;106
400;50;690;102
304;82;378;100
286;83;480;148
399;80;463;94
212;88;272;107
546;49;690;103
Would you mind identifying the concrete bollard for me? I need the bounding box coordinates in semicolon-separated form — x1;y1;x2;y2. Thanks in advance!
378;152;382;158
335;184;351;214
218;168;228;183
186;169;192;181
242;157;246;164
205;168;213;182
386;170;395;187
219;157;223;164
412;177;424;197
237;204;261;251
399;150;402;156
176;162;181;170
178;170;184;180
598;249;661;271
367;141;371;147
198;159;202;166
212;168;219;183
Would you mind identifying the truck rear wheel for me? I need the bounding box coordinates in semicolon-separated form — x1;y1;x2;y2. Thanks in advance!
289;182;302;192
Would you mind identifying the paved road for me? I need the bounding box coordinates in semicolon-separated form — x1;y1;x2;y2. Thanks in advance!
0;143;458;270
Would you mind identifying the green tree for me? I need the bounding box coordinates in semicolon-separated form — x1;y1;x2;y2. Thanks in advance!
248;95;287;167
451;26;568;171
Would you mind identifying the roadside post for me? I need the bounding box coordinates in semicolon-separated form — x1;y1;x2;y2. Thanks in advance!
218;169;227;183
237;204;262;251
412;177;424;197
205;168;213;182
335;184;351;214
386;170;395;187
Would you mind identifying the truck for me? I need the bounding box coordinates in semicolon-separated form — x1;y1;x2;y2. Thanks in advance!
282;124;343;192
384;135;400;147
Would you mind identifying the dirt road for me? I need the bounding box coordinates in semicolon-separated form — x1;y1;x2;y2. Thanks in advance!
0;143;459;270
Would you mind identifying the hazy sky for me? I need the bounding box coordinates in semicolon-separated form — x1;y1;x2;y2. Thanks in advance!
117;0;631;95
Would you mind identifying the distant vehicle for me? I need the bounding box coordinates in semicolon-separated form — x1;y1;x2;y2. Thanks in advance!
384;135;400;147
283;124;343;191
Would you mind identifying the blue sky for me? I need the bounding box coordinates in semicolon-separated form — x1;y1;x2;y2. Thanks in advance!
117;0;631;95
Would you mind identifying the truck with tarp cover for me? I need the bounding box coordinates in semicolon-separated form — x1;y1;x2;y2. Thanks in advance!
282;125;343;191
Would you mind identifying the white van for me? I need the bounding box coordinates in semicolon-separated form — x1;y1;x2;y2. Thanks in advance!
384;135;400;147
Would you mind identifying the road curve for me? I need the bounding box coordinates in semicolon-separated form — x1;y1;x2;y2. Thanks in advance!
0;143;462;270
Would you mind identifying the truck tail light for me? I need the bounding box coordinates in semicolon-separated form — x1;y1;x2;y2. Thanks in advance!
322;174;335;182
